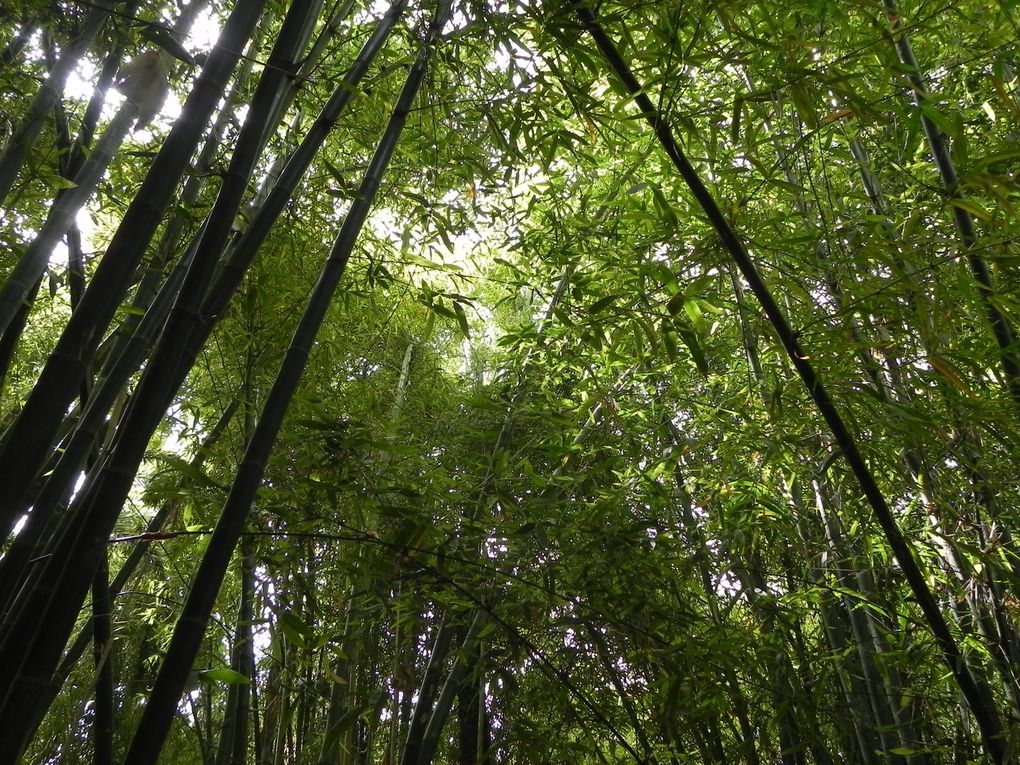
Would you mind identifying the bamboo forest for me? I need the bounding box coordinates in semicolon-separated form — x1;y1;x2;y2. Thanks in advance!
2;0;1020;762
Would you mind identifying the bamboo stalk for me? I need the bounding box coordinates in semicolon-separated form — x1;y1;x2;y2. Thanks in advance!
881;0;1020;408
121;6;450;761
565;2;1007;760
0;1;270;755
0;102;139;336
0;0;269;544
0;3;111;202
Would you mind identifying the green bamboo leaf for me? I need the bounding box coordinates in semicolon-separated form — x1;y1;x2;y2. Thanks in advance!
430;301;457;321
651;185;678;228
682;297;707;332
948;197;993;221
199;668;250;685
279;612;313;647
666;290;685;316
928;354;978;398
452;301;470;339
919;101;953;134
660;317;678;357
587;294;618;313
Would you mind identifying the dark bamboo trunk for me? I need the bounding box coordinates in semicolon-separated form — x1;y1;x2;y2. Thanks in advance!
0;4;268;757
456;641;485;765
91;555;115;765
120;11;447;761
214;543;256;765
400;620;456;765
0;0;267;543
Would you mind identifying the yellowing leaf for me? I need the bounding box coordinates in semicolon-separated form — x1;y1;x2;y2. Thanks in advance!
819;109;852;125
928;355;977;398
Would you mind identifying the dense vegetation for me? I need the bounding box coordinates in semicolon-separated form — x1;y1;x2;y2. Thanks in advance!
2;0;1019;762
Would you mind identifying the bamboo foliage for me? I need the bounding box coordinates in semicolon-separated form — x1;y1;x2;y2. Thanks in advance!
1;0;1019;763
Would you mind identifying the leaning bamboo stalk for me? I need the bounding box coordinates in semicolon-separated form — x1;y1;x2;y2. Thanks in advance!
200;0;411;324
0;59;126;409
108;26;262;361
0;278;39;401
61;0;154;177
413;613;486;765
880;0;1020;407
0;0;393;658
119;0;322;401
1;1;220;402
0;0;268;544
0;0;141;376
0;0;310;726
42;28;262;484
259;0;354;151
0;2;269;756
14;35;261;516
33;0;322;557
0;3;406;739
0;240;196;624
0;3;111;203
0;101;140;337
841;113;1020;717
86;0;413;575
40;398;239;696
737;62;931;756
565;3;1007;760
120;7;450;762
